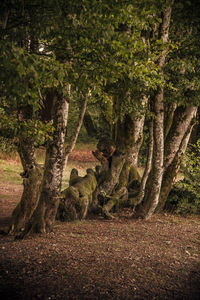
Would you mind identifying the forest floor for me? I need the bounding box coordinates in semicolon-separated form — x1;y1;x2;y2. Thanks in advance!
0;150;200;300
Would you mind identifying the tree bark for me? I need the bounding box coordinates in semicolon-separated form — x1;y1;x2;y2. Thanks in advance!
97;152;126;219
157;106;197;211
134;2;173;219
117;96;147;189
92;92;147;219
93;100;147;218
96;152;126;197
131;120;153;209
164;102;177;139
135;90;165;219
164;105;197;170
127;98;147;168
19;90;69;236
57;168;97;221
8;137;42;233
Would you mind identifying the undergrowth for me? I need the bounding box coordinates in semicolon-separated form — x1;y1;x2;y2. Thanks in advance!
166;140;200;215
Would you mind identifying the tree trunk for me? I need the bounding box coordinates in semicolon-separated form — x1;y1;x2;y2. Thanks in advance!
57;168;97;221
63;93;88;171
8;96;42;233
157;106;197;211
134;2;173;219
8;137;42;233
97;152;126;219
131;96;148;166
90;91;148;219
96;152;126;197
135;90;164;219
117;96;147;189
164;102;177;139
93;99;147;219
164;105;197;170
131;120;153;209
19;90;69;237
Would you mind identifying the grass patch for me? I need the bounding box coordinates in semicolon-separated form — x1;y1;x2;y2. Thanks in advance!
0;159;22;185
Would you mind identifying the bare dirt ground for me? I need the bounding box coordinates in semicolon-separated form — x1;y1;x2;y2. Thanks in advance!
0;151;200;300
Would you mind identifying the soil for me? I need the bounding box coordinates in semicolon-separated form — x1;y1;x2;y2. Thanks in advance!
0;151;200;300
68;150;98;162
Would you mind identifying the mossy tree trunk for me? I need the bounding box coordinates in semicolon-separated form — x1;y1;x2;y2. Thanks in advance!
8;87;43;233
117;97;147;189
94;97;147;218
57;168;97;221
8;137;43;233
96;152;126;197
96;151;126;219
19;90;69;236
92;90;147;218
114;94;147;189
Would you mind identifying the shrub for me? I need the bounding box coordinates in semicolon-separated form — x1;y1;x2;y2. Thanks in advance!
166;139;200;214
167;181;200;214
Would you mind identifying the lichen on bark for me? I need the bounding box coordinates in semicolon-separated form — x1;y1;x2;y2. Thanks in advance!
18;90;69;237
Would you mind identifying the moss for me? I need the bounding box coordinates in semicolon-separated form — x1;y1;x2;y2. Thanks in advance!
129;166;141;184
9;165;43;233
117;161;131;189
58;168;97;221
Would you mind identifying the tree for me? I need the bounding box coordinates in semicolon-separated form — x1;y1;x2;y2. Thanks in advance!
0;0;89;234
1;0;199;235
134;1;173;219
89;0;199;219
156;0;200;212
20;90;69;235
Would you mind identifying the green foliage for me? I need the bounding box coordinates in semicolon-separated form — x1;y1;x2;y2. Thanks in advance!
183;140;200;196
164;0;200;107
0;159;22;184
167;182;200;215
1;0;200;154
167;140;200;214
0;4;69;144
